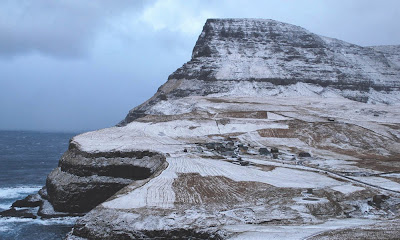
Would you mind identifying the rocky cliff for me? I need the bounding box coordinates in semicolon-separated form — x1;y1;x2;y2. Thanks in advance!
120;18;400;125
5;18;400;239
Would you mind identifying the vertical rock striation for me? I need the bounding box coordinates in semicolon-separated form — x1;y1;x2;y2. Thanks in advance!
120;18;400;125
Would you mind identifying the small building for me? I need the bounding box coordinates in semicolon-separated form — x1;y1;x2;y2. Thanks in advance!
259;148;270;155
239;146;249;153
270;147;279;153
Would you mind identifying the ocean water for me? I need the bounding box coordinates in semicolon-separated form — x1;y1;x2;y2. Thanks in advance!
0;130;79;240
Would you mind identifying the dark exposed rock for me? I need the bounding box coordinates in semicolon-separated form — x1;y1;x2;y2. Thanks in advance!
240;161;250;166
38;186;49;200
0;208;37;219
371;194;390;208
271;147;279;153
60;144;165;180
221;151;235;157
206;142;223;150
118;110;147;126
217;118;230;125
12;193;42;208
72;224;224;240
299;152;311;158
38;199;82;218
43;140;167;213
225;141;234;148
46;168;132;213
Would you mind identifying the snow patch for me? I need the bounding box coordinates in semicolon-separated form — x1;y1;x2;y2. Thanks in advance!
331;184;365;194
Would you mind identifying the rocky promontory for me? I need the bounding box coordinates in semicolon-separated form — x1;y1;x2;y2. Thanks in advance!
5;18;400;239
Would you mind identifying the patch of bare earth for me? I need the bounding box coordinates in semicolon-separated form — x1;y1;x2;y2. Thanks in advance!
286;120;400;167
218;111;268;119
353;157;400;172
205;98;262;105
307;220;400;240
172;173;299;209
257;128;295;138
136;110;211;123
206;132;246;139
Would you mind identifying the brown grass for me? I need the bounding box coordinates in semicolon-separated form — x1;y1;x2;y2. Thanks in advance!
257;128;295;138
354;157;400;172
218;111;268;119
172;173;299;208
307;220;400;240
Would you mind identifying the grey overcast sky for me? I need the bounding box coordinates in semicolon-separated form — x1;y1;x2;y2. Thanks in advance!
1;0;399;132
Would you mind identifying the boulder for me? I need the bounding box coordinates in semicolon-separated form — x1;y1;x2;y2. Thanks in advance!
372;194;389;208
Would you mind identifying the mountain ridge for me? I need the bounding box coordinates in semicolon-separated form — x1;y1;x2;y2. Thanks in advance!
120;18;400;125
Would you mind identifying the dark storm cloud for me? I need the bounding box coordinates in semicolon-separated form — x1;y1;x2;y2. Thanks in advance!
0;0;150;58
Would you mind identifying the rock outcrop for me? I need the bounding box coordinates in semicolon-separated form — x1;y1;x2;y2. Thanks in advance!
4;139;167;217
45;140;166;213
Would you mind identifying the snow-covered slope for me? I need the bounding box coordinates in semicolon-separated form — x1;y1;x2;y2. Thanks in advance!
121;18;400;125
7;19;400;240
66;95;400;239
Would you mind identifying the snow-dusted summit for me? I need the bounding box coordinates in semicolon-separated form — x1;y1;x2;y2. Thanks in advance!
121;18;400;125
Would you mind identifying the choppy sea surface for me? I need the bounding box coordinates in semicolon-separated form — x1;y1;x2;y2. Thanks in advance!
0;130;79;240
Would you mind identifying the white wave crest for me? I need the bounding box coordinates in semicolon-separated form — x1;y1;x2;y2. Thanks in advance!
0;186;41;199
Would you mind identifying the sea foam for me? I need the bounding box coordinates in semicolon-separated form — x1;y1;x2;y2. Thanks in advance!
0;186;41;199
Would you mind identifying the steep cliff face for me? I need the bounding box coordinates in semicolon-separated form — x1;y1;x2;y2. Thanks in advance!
121;18;400;125
45;141;166;213
371;45;400;68
176;19;399;85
